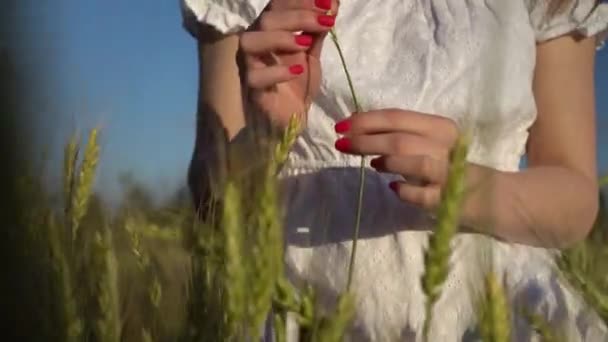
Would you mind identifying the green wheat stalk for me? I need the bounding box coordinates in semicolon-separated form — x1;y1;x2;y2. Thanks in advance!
556;250;608;322
420;132;470;341
247;115;299;339
599;174;608;188
222;181;247;339
63;132;79;242
90;228;121;342
329;26;365;292
47;211;83;342
125;218;163;339
477;271;511;342
313;293;356;342
521;309;563;342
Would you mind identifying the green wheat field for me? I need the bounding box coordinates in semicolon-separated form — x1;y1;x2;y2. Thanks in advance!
10;120;608;342
8;25;608;342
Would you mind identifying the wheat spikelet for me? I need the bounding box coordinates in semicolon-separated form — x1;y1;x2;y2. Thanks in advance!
71;128;100;241
249;163;284;336
125;217;151;270
522;309;563;342
273;113;301;169
91;229;121;342
63;133;79;225
246;112;301;338
272;277;303;341
314;293;356;342
181;213;224;341
222;181;247;339
125;218;164;340
274;312;287;342
421;132;470;340
142;328;154;342
149;276;162;309
47;211;83;342
478;271;511;342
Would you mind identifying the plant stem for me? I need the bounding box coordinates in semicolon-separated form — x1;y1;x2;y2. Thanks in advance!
329;29;364;291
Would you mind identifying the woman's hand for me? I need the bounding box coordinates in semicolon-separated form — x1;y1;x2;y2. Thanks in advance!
333;109;460;210
238;0;339;128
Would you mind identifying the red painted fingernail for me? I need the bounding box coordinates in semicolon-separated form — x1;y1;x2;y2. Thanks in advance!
334;137;351;152
370;158;381;169
289;64;304;75
389;181;399;192
295;34;313;46
334;119;351;133
318;15;335;27
315;0;332;10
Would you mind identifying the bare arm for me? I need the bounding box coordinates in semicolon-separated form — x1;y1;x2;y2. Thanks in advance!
195;25;246;140
188;24;246;211
463;34;599;248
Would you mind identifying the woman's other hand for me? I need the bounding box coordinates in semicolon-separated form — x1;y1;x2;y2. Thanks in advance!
333;109;460;210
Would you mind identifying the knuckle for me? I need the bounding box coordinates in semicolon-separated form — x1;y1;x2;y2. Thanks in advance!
392;135;410;155
258;13;273;31
245;70;258;88
438;117;459;142
238;33;252;51
419;156;434;177
420;189;437;208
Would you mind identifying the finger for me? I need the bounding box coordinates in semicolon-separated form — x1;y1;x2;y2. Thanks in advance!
240;31;314;55
308;0;340;59
246;63;305;89
335;133;448;159
389;181;441;210
371;155;448;185
336;110;459;147
269;0;339;14
256;9;336;33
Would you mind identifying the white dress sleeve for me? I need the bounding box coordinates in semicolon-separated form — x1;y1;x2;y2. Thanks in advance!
528;0;608;49
180;0;272;37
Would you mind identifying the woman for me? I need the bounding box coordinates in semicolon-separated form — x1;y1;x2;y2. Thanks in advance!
181;0;608;340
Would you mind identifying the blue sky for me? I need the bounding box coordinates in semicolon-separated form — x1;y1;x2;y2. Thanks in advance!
18;1;608;204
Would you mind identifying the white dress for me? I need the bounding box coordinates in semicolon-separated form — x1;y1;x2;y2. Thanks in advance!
181;0;608;341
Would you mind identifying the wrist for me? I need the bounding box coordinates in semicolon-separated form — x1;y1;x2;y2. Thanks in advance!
458;163;504;235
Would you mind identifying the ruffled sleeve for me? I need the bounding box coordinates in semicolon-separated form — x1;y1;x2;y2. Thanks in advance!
528;0;608;49
180;0;271;38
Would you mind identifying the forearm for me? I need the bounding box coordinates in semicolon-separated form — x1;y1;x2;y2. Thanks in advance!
189;103;283;215
462;164;599;249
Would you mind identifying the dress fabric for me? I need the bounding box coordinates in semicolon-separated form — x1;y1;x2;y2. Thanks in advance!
181;0;608;340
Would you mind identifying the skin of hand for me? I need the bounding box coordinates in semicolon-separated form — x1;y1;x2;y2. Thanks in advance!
238;0;340;129
332;35;599;249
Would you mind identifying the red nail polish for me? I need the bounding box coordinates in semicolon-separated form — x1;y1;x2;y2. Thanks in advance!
318;15;335;27
334;119;351;133
335;137;351;152
389;181;399;192
370;158;381;169
315;0;332;10
295;34;313;46
289;64;304;75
